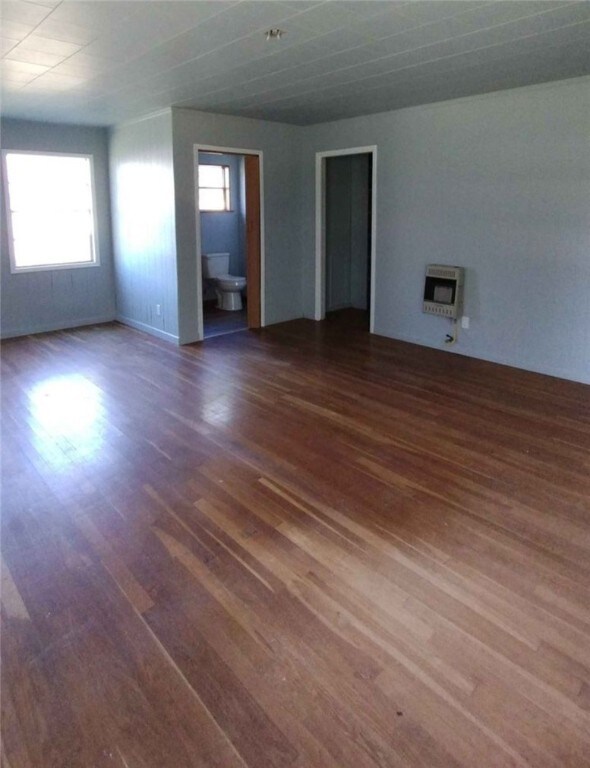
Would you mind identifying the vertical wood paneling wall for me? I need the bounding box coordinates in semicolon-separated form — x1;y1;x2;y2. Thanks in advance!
109;111;179;341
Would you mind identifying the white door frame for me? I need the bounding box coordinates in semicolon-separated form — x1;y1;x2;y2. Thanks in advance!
315;145;377;332
193;144;266;341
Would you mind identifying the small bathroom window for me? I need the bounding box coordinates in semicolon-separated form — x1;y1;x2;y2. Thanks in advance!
198;164;231;212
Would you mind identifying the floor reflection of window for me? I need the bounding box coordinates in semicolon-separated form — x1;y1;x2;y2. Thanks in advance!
28;375;104;466
202;391;235;427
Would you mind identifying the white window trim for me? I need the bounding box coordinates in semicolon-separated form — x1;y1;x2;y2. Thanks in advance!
1;149;101;274
197;163;231;212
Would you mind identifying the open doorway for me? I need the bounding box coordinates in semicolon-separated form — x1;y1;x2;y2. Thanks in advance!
195;146;263;340
315;146;377;332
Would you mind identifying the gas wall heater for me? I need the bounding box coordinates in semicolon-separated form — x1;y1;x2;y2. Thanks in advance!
423;264;464;319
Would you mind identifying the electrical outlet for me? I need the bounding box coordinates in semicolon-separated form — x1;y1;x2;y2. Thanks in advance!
156;304;161;316
461;316;470;329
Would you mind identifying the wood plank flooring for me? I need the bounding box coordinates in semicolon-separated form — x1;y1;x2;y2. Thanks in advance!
1;313;589;768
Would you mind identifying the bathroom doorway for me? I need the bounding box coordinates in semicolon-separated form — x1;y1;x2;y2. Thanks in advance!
195;146;263;340
315;146;377;332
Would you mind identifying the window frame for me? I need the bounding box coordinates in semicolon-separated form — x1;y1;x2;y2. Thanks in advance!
1;149;101;274
197;163;231;213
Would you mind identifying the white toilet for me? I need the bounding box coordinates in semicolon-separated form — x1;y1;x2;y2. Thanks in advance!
201;253;246;311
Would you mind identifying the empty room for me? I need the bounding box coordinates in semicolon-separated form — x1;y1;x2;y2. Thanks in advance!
1;1;589;766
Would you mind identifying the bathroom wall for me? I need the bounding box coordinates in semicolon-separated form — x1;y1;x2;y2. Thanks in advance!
325;154;370;312
199;152;245;278
301;76;590;384
0;118;115;338
109;110;179;341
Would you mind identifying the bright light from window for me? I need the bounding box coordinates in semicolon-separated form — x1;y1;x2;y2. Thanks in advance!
198;164;230;211
3;151;98;272
29;375;104;466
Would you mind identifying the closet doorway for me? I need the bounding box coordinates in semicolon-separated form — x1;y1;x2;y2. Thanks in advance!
315;146;377;332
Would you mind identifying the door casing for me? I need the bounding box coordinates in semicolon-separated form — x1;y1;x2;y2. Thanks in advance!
315;145;377;331
193;144;265;341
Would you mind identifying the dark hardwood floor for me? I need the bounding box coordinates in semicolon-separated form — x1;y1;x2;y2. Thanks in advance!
1;314;589;768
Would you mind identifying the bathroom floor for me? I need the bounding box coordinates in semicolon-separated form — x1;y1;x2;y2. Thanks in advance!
203;302;248;338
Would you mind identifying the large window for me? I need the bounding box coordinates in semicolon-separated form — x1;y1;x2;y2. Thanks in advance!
198;164;230;212
2;151;99;272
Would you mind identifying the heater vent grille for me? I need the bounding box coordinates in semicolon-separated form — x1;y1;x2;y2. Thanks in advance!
426;266;460;279
423;264;464;319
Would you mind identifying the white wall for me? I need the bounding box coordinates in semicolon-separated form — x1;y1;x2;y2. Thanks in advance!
109;110;179;341
0;119;115;338
301;76;590;384
172;108;303;344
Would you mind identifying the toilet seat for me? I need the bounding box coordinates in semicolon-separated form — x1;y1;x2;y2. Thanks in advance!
216;275;246;292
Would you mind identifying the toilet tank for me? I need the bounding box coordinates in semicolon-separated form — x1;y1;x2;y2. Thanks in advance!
202;252;229;278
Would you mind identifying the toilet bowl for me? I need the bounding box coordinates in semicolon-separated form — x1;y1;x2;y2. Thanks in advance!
215;276;246;310
202;253;247;311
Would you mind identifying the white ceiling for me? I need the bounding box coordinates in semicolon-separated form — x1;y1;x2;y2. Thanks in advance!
1;0;589;126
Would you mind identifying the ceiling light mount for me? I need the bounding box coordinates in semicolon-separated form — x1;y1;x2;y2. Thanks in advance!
265;28;285;41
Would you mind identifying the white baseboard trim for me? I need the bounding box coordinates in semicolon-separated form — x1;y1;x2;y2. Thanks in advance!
1;314;116;339
116;315;179;343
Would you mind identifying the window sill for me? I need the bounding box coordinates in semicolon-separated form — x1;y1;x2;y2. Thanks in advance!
11;261;101;275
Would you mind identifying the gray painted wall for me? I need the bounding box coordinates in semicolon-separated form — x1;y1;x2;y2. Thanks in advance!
301;77;590;384
326;154;370;312
0;118;115;338
109;110;179;341
172;107;303;344
199;152;244;278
